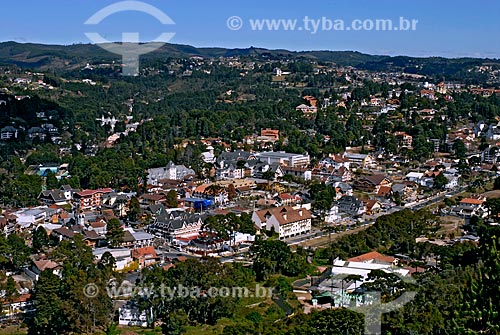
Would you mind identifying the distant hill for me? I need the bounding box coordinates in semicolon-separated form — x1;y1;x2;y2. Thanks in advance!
0;41;498;78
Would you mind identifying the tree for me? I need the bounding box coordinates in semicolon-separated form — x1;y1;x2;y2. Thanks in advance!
433;172;449;190
238;213;256;235
250;239;306;280
452;139;467;158
453;226;500;333
288;308;364;335
485;198;500;218
106;218;125;248
30;271;66;335
127;196;141;221
7;233;30;269
165;190;179;208
262;170;275;181
40;235;115;334
0;274;19;317
98;251;116;277
493;176;500;190
45;170;59;190
32;226;49;253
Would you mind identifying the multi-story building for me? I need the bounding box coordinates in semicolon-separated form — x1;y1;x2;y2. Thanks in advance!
252;206;312;239
148;211;206;242
394;131;413;148
255;151;310;168
147;161;195;185
73;188;113;211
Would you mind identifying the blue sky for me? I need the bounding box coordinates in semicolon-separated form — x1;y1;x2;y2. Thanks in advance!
1;0;499;58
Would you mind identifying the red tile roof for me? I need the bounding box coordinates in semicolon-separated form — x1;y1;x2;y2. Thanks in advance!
76;188;113;197
348;251;395;264
131;246;157;259
255;206;311;226
377;185;392;197
33;259;60;271
460;198;485;205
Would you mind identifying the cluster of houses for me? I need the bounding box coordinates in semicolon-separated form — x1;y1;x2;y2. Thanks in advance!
0;123;60;142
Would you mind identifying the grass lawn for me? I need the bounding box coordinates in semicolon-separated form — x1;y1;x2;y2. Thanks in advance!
0;326;27;335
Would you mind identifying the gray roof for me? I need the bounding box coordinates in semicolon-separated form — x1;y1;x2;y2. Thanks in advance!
40;190;67;202
1;126;18;132
391;184;406;193
337;196;363;208
217;151;254;165
152;211;206;231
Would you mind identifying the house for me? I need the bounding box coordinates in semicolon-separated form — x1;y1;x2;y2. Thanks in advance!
218;164;245;180
131;246;159;269
27;127;46;140
333;182;354;198
473;121;488;137
406;172;424;184
38;189;68;206
93;248;132;271
14;208;48;228
119;300;148;327
420;90;436;100
252;206;312;239
391;183;418;201
192;184;229;204
260;128;280;141
2;293;34;319
0;214;16;236
25;259;61;281
329;167;353;183
342;153;374;168
276;193;302;206
255;151;310;167
394;132;413;148
120;230;137;248
41;123;59;134
443;171;460;189
354;174;392;193
486;123;500;141
0;126;19;140
83;229;103;248
320;154;351;170
347;251;397;266
52;227;77;241
147;162;195;185
60;185;80;201
314;259;408;308
73;188;114;210
281;166;312;180
376;185;392;198
295;103;317;115
245;161;284;180
335;196;366;217
139;194;166;206
129;229;155;248
201;145;216;164
325;205;342;224
217;151;256;169
101;192;130;217
456;196;488;218
364;200;382;214
148;211;205;242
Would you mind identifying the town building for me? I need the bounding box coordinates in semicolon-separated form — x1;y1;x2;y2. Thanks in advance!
252;206;312;239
